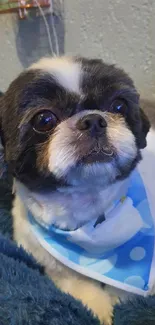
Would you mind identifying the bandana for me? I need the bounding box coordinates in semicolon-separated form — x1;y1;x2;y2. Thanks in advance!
24;130;155;296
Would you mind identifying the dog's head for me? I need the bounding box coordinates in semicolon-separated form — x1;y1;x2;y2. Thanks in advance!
0;56;150;191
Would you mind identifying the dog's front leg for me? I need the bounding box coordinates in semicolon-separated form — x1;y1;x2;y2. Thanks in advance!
52;273;115;325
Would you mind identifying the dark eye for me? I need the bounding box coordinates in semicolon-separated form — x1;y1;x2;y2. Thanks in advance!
111;99;128;115
32;110;57;133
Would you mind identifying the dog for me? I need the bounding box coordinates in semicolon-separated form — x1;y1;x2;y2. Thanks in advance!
0;56;150;324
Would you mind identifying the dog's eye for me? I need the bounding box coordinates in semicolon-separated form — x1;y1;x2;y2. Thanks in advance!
32;110;57;133
111;99;127;115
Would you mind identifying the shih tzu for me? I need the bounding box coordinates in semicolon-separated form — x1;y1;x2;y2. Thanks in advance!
0;56;150;324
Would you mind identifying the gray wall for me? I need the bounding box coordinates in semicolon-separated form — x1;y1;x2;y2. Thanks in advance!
0;0;155;99
0;0;64;91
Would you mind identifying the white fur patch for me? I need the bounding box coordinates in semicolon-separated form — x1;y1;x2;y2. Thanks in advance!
14;178;128;231
48;123;78;178
107;116;137;165
30;56;82;94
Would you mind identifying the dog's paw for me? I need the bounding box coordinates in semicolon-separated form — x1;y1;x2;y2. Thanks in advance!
86;290;114;325
94;298;113;325
57;275;115;325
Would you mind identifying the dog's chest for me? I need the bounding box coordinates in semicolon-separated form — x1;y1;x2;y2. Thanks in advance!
37;181;126;230
16;179;128;230
35;187;104;230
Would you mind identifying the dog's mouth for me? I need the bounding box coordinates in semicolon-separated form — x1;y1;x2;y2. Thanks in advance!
80;146;114;164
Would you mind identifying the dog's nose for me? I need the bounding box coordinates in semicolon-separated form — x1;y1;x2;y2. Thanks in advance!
76;114;107;136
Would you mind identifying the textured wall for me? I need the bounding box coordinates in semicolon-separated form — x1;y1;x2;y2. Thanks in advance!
0;1;64;91
0;0;155;99
65;0;155;99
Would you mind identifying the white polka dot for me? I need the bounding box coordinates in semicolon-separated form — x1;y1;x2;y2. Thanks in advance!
100;255;117;274
130;247;146;261
79;254;117;274
124;276;145;289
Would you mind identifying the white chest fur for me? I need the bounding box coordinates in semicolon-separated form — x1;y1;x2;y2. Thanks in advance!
15;178;128;231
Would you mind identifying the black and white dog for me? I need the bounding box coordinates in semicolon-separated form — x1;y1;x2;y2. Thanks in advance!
0;57;150;324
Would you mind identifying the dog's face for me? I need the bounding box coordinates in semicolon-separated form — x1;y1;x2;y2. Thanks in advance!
0;56;150;191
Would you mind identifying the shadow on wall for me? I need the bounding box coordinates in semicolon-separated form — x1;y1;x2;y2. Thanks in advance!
14;3;64;68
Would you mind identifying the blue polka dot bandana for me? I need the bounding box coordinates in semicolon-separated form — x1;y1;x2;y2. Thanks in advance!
27;168;154;296
28;131;155;296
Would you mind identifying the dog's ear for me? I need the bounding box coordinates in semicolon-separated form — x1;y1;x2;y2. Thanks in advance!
138;108;150;149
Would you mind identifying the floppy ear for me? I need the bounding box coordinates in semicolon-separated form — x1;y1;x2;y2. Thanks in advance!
138;108;150;149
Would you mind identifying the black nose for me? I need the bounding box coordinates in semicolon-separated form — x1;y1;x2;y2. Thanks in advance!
76;114;107;136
